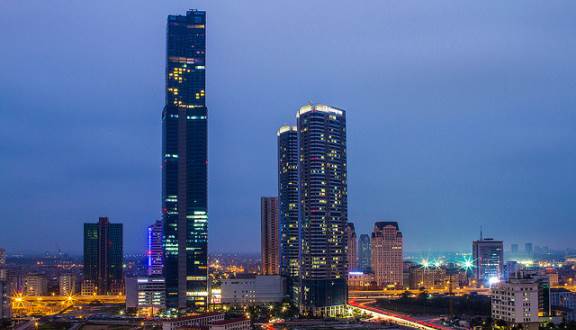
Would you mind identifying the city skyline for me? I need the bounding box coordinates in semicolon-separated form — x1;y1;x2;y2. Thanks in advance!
1;0;576;254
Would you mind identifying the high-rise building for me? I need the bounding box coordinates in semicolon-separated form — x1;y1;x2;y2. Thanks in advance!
0;248;6;281
24;273;48;296
297;103;348;316
59;274;76;296
345;223;357;272
147;220;163;276
525;243;533;256
472;238;504;287
83;217;123;295
511;243;519;254
358;234;371;273
261;197;279;275
162;9;208;310
277;125;299;299
0;280;10;320
371;222;403;288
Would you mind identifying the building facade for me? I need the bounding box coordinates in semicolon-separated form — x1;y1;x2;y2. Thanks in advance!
162;9;208;310
551;288;576;322
24;274;48;296
297;103;348;316
371;222;403;288
220;275;285;306
261;197;279;275
126;277;166;317
0;280;10;320
491;275;539;329
59;274;76;296
345;223;357;272
0;248;6;281
277;125;299;300
472;238;504;287
358;234;371;273
148;220;163;276
83;217;123;295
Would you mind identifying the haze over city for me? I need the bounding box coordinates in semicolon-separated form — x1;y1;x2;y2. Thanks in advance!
1;0;576;254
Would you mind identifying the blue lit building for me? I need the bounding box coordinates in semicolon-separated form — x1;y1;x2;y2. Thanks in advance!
162;9;208;310
472;238;504;287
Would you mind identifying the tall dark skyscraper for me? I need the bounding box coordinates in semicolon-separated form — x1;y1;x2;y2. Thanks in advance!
148;220;163;276
345;223;357;272
277;125;299;299
162;9;208;310
261;197;280;275
358;234;371;273
297;103;348;316
83;217;123;295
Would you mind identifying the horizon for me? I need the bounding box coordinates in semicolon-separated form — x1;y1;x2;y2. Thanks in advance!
1;0;576;254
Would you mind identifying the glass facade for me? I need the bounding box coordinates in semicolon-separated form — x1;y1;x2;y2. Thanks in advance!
297;104;348;315
277;125;299;301
83;217;123;295
358;234;371;273
473;238;504;287
162;9;208;310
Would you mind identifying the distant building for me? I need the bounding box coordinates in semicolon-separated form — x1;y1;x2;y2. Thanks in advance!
0;248;6;281
24;274;48;296
345;223;358;272
407;264;467;291
83;217;123;295
221;274;285;306
297;103;348;316
551;288;576;322
147;220;163;276
277;125;299;301
511;244;519;254
491;273;540;330
472;238;503;287
0;280;10;319
59;274;76;296
80;280;96;296
125;277;166;317
261;197;279;275
525;243;533;256
371;221;403;288
358;234;371;273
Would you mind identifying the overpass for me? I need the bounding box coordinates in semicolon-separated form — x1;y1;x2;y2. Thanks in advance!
11;294;126;316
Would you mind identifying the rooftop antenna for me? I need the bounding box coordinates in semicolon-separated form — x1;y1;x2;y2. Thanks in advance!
480;226;483;240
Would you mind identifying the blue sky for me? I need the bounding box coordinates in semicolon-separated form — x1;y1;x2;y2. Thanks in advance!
1;0;575;254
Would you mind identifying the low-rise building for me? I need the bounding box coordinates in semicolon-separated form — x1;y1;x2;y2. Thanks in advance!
221;275;285;306
551;288;576;322
491;274;539;330
161;312;224;330
125;276;166;316
209;318;250;330
59;274;76;296
347;272;375;290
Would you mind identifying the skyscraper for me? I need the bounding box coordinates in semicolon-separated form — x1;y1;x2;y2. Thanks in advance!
297;103;348;316
277;125;299;299
472;238;504;287
511;243;519;254
371;222;403;288
162;9;208;310
261;197;280;275
525;243;533;256
148;220;163;276
345;223;357;272
358;234;371;273
83;217;123;295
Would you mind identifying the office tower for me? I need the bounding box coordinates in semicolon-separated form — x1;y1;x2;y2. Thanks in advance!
525;243;533;256
371;222;403;288
24;273;48;296
0;248;5;281
297;103;348;316
147;220;163;276
162;9;208;310
491;274;539;329
59;274;76;296
511;244;519;254
345;223;357;272
261;197;280;275
277;125;299;298
83;217;123;295
0;280;10;319
472;238;504;287
358;234;371;273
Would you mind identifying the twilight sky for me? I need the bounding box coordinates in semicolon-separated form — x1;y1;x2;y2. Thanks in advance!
1;1;575;255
